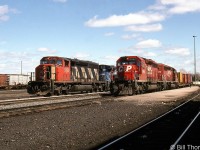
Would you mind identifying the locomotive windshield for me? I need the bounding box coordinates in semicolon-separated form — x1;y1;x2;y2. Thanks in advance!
99;65;112;72
40;58;62;65
117;58;137;66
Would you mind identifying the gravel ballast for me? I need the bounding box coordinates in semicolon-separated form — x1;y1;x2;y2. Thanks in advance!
0;86;199;150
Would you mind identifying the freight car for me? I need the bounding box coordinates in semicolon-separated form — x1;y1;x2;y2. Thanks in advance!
110;56;180;96
0;74;31;89
27;56;113;95
177;72;192;87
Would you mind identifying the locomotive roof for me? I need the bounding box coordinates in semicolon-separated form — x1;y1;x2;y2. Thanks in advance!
63;57;99;67
158;63;176;71
41;56;99;67
118;56;145;62
142;57;158;65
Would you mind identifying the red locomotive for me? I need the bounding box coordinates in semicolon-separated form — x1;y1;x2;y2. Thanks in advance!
110;56;180;95
27;56;112;95
28;55;193;96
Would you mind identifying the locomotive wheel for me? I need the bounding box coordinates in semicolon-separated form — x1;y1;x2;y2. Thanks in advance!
93;85;98;92
90;87;94;93
62;89;68;95
113;91;120;96
54;86;62;95
136;85;141;94
128;85;134;96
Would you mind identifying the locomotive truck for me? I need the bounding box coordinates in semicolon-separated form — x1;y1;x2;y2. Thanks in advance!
27;56;113;95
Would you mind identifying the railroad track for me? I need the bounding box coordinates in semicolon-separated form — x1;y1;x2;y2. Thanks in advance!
97;93;200;150
0;92;110;118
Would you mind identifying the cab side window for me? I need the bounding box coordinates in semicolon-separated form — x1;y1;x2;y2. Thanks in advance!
57;60;62;66
65;60;69;67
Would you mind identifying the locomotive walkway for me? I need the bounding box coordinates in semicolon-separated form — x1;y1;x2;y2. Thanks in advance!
0;86;199;150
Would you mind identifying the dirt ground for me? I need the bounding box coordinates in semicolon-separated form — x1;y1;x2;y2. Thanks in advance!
0;86;199;150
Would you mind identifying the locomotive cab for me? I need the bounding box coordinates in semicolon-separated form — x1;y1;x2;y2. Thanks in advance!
36;57;70;82
116;56;146;81
28;56;71;95
110;56;147;96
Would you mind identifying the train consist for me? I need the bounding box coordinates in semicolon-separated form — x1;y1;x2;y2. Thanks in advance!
0;74;31;89
27;55;192;96
110;56;192;95
27;56;114;95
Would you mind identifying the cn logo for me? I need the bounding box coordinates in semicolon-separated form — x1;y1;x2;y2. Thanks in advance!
118;65;132;72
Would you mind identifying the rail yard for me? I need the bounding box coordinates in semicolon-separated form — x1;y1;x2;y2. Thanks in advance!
0;53;199;150
2;0;200;149
0;54;200;150
0;86;199;149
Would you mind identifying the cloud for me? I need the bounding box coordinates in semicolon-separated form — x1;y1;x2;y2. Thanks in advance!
135;39;162;49
104;32;115;37
184;59;193;65
0;5;9;22
0;5;18;22
53;0;67;3
104;55;119;61
165;48;190;56
98;55;119;65
160;0;200;14
148;3;167;11
0;5;9;16
121;34;140;40
125;23;163;32
145;52;157;57
85;12;165;27
118;39;161;58
37;47;49;52
119;47;157;58
73;52;90;60
0;50;39;74
37;47;57;54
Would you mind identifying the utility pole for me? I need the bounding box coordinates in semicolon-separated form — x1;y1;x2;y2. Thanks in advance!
193;36;197;82
21;61;22;75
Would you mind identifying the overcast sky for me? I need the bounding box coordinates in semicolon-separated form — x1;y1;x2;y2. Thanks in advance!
0;0;199;74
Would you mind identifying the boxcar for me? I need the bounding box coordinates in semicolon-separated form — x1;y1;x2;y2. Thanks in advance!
0;74;30;89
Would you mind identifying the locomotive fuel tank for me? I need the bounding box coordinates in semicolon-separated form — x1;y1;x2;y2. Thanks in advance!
71;85;93;92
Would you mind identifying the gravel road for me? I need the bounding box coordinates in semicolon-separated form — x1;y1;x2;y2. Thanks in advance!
0;87;199;150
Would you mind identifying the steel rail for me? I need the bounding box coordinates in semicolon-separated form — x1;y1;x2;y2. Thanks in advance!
0;92;109;104
98;93;200;150
0;92;109;111
170;111;200;150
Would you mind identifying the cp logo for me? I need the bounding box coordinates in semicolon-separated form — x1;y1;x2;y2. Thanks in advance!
118;65;132;72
